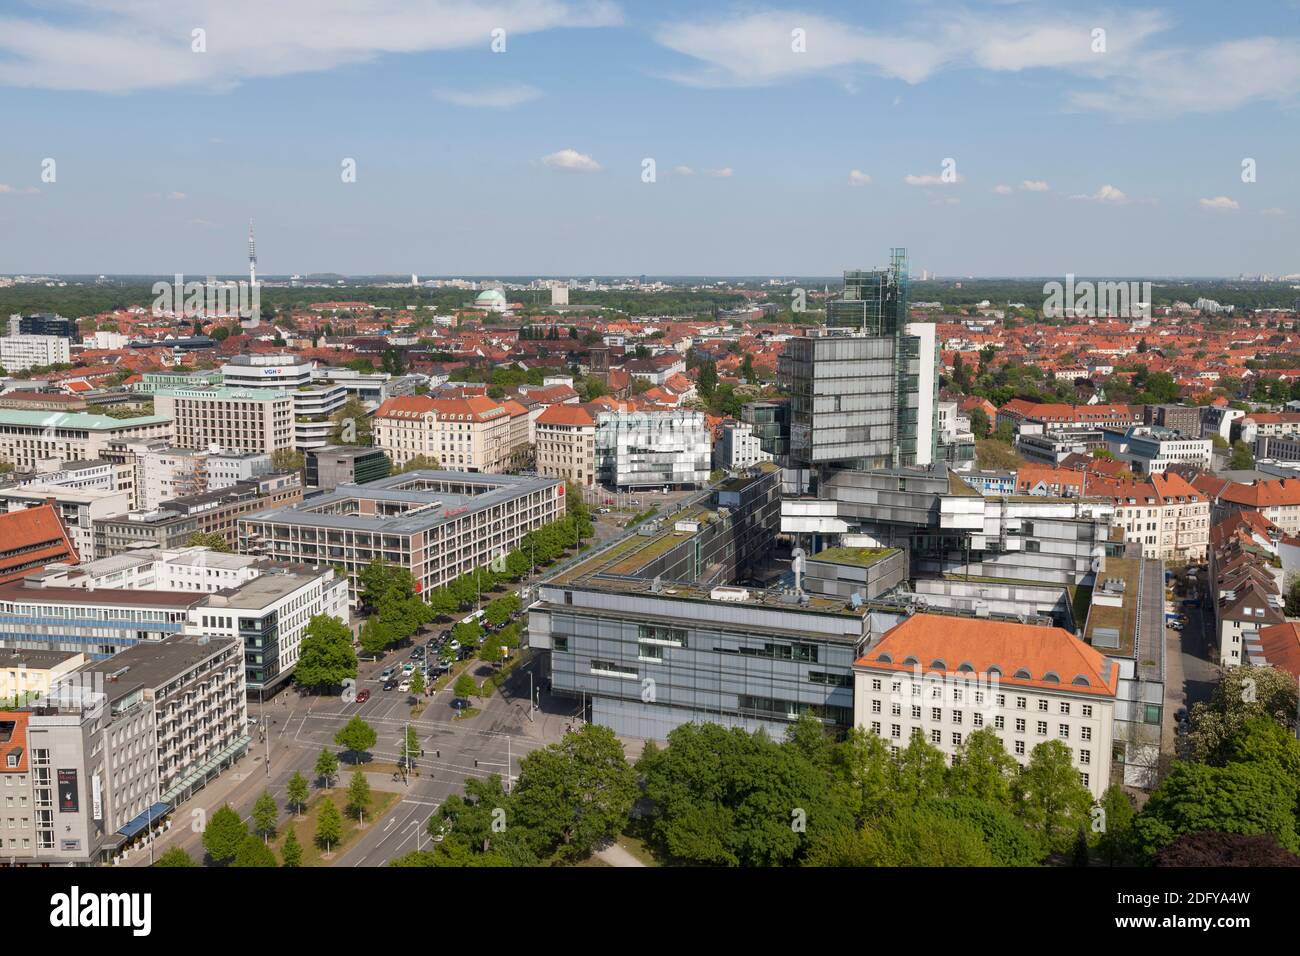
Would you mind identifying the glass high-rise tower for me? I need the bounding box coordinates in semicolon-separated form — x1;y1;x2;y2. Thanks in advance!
778;248;938;480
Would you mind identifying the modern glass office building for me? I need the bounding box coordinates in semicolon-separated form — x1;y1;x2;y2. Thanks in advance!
594;410;712;489
778;249;939;479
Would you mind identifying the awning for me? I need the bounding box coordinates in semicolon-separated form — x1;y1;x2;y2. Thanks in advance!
117;802;171;839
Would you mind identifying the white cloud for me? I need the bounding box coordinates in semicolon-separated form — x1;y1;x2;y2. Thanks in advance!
653;9;1163;89
1069;184;1129;203
848;169;872;186
652;9;1300;119
1020;180;1050;192
671;165;695;176
0;184;38;195
1198;196;1239;211
704;167;733;178
1261;207;1287;216
1068;38;1300;118
904;173;962;186
541;148;602;173
0;1;621;93
992;184;1013;195
432;84;542;109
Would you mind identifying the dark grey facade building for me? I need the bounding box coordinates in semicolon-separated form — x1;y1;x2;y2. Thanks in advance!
10;313;78;342
306;445;391;490
529;465;867;740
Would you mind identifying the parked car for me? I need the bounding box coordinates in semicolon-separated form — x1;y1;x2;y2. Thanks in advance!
402;663;416;675
355;689;371;704
382;680;397;691
447;640;461;652
1169;619;1184;630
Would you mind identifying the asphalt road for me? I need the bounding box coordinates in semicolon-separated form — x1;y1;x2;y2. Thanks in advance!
134;641;574;867
132;508;631;867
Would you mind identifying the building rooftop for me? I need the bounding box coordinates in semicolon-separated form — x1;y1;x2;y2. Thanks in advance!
0;577;201;608
79;634;240;703
155;386;292;402
0;409;172;430
856;613;1119;697
241;470;561;536
809;546;897;568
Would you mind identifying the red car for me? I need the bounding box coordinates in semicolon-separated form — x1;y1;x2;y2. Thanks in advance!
355;689;371;704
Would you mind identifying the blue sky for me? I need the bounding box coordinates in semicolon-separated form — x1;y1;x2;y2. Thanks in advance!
1;0;1298;277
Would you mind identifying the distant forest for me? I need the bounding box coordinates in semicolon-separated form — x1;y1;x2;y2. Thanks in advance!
1;276;1297;324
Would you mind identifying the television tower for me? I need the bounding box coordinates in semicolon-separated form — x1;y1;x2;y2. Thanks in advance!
248;219;258;287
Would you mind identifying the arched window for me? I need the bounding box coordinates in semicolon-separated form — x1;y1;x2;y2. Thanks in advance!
1042;671;1060;684
1013;667;1032;680
1071;675;1091;686
876;653;893;664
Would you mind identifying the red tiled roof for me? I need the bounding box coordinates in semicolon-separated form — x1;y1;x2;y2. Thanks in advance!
855;614;1118;697
0;504;78;582
1256;623;1300;679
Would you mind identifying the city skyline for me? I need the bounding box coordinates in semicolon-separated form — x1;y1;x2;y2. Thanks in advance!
0;0;1298;276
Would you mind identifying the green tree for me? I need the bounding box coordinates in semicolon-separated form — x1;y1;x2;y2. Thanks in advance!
294;614;358;691
346;768;373;822
1097;784;1137;866
804;805;996;867
1228;439;1255;470
316;799;343;852
185;531;231;553
252;790;279;843
1189;666;1299;764
454;673;478;700
891;730;949;801
232;833;278;867
918;796;1045;866
334;716;378;763
314;747;340;789
271;448;305;472
639;722;848;867
511;724;638;861
1133;759;1300;859
281;828;303;867
947;727;1018;806
154;847;196;867
409;668;425;696
830;727;894;819
202;804;248;864
329;396;374;445
485;593;520;628
1012;740;1095;853
400;726;421;763
286;771;309;816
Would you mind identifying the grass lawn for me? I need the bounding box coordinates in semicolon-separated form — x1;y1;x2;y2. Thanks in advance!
270;788;399;866
453;706;481;721
615;833;660;866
